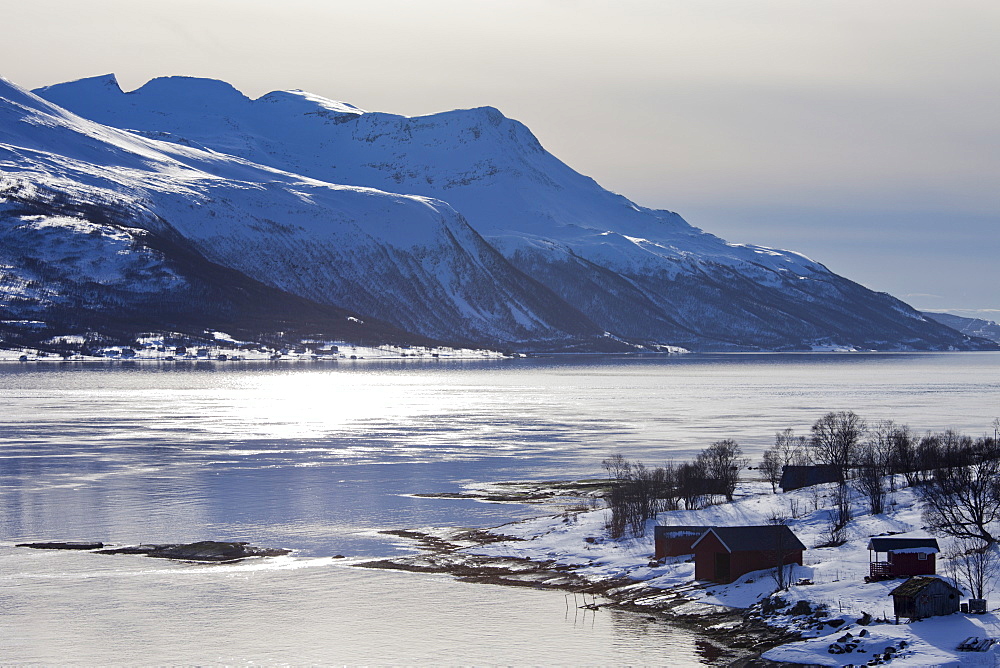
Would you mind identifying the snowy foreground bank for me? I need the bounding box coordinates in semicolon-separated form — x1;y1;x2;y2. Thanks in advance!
396;479;1000;667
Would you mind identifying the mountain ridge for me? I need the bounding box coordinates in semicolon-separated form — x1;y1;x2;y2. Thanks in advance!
2;74;993;352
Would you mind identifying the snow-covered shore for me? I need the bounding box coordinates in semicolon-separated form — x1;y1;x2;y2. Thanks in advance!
0;340;510;363
389;478;1000;666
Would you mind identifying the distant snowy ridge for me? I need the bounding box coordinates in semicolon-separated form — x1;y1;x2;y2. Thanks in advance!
922;312;1000;345
1;73;992;351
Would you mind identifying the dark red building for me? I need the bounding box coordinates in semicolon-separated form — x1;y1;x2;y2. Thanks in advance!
654;526;711;560
866;536;939;581
692;525;805;584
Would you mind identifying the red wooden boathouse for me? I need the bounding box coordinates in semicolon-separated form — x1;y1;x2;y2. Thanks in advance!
692;525;805;584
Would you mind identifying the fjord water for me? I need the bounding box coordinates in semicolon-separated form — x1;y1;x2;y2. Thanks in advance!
2;353;999;665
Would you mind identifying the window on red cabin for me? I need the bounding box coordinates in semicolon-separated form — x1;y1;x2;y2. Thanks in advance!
918;553;928;560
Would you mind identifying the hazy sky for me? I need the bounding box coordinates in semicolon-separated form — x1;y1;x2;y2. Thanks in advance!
5;0;998;316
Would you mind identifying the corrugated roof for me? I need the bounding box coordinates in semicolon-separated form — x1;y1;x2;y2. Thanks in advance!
692;525;806;553
867;537;939;553
654;525;711;539
890;575;959;597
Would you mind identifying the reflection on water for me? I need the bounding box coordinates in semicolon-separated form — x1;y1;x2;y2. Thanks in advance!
1;547;710;666
2;353;999;664
696;639;729;663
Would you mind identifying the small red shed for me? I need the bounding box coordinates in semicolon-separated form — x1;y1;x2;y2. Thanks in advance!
654;526;712;560
866;536;939;582
692;525;806;584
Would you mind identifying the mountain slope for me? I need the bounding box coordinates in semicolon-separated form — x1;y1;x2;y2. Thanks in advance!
1;76;607;350
34;74;994;351
0;180;443;350
923;312;1000;345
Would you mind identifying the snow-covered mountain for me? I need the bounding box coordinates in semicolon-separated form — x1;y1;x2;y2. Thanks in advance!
1;76;605;351
2;74;992;351
923;312;1000;345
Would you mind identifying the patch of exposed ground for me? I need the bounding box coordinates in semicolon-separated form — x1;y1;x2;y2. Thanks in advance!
409;478;612;505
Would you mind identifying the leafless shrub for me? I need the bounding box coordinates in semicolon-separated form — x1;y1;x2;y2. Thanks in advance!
946;538;999;601
787;497;802;519
602;456;674;539
819;484;851;547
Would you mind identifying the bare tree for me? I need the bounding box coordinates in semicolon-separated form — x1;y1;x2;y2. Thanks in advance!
602;456;677;538
856;451;887;515
760;429;810;493
810;411;866;483
774;428;811;465
759;449;783;493
947;538;999;602
765;514;797;591
866;420;897;489
916;430;978;484
820;484;852;546
834;483;852;530
918;456;1000;545
697;439;749;502
856;421;894;513
655;462;681;511
978;432;1000;460
602;454;630;481
628;461;653;536
886;423;919;487
677;460;708;510
915;433;945;485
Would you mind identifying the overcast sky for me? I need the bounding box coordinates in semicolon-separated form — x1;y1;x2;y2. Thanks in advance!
5;0;998;316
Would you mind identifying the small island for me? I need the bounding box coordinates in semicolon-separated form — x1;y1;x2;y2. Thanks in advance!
18;540;291;563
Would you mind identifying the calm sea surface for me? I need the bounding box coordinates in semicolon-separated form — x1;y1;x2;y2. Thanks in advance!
2;353;998;665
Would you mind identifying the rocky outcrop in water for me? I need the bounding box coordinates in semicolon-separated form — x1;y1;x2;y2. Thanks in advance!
18;540;290;562
16;541;105;550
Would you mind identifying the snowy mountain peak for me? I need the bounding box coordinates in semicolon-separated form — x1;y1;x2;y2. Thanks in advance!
38;74;252;120
33;73;123;98
255;89;365;116
39;75;369;124
131;75;251;107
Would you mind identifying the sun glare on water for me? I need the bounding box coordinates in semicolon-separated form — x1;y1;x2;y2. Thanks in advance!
174;368;481;442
